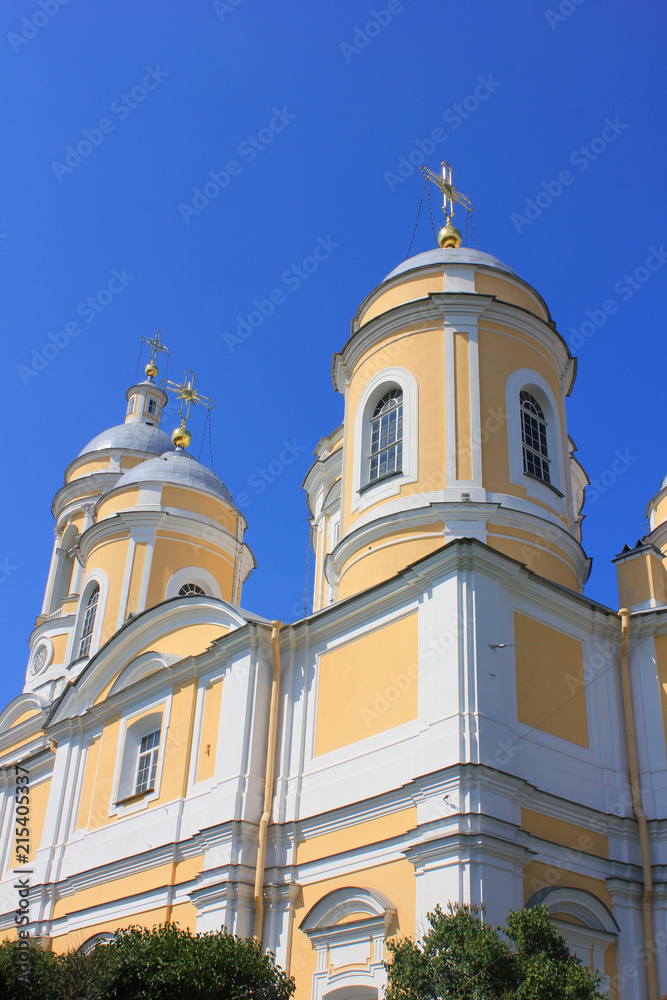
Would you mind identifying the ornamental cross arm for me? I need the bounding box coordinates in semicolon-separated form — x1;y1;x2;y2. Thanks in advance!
162;369;216;422
421;161;474;221
140;330;172;361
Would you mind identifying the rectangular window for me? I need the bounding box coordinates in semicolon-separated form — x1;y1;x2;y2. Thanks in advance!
135;730;160;794
147;398;157;415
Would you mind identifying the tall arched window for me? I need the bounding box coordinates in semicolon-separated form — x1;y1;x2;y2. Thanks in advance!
520;390;550;483
78;585;99;658
369;388;403;483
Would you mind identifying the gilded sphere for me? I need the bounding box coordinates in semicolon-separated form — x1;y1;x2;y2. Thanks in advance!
438;223;462;248
172;423;192;449
145;361;158;378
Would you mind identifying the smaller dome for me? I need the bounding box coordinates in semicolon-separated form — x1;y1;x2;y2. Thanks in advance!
114;450;234;505
78;423;175;458
384;247;517;283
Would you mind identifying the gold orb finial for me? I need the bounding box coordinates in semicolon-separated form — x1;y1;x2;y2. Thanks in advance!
438;223;462;248
145;360;158;378
172;421;192;449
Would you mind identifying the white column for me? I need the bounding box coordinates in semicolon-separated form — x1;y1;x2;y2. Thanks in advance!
40;530;63;616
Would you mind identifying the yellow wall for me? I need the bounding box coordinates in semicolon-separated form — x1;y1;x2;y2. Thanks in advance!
315;613;419;755
97;488;141;521
290;860;415;997
51;632;69;663
67;457;110;482
161;485;236;533
298;807;416;864
337;528;444;600
146;535;234;607
85;537;130;649
474;272;549;320
454;331;472;480
76;737;101;830
477;323;569;525
486;523;579;592
16;778;51;863
126;542;147;617
196;679;223;783
360;274;443;325
521;809;608;858
655;635;667;751
8;709;40;728
343;329;446;534
514;612;588;747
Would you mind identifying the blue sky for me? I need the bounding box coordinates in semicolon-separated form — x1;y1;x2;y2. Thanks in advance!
2;0;665;704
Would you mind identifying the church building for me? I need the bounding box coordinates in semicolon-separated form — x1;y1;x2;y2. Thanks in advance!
1;172;666;999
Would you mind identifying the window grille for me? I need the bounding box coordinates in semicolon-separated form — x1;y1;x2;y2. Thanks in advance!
520;390;550;483
147;398;157;415
78;585;99;658
178;583;206;596
135;730;160;794
369;388;403;483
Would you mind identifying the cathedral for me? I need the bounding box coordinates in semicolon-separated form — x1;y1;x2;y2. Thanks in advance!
1;175;666;1000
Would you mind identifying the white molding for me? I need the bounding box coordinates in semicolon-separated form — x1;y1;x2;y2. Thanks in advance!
108;689;173;819
350;366;419;514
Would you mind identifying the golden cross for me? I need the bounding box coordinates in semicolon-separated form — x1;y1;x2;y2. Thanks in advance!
421;161;474;222
141;330;172;363
162;369;215;424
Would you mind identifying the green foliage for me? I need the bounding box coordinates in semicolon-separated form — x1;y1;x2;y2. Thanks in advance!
385;903;606;999
0;924;295;1000
0;939;61;1000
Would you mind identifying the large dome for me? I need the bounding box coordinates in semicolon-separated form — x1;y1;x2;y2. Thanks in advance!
78;422;175;458
114;450;234;505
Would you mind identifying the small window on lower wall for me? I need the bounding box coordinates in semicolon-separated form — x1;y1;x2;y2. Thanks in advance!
115;710;163;805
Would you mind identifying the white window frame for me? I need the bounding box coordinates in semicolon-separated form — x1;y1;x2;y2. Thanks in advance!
68;571;109;664
145;396;158;416
351;367;418;514
165;566;223;601
126;395;137;415
110;691;172;817
505;368;566;511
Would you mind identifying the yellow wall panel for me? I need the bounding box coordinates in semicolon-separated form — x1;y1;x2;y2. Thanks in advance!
454;330;472;480
315;613;418;756
76;737;101;831
196;679;223;783
360;275;443;324
298;806;417;864
521;809;608;858
97;488;140;521
514;612;588;747
146;536;234;607
474;272;548;320
161;486;236;533
126;542;147;617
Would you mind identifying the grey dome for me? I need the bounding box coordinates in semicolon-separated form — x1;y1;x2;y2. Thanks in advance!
78;423;175;458
384;247;517;283
114;450;234;505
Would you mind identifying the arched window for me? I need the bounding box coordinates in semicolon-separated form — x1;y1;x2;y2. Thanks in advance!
369;388;403;483
178;582;206;597
520;390;550;483
78;585;99;658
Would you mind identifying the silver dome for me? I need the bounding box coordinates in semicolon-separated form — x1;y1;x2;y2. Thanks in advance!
78;423;175;458
114;450;234;505
384;247;517;283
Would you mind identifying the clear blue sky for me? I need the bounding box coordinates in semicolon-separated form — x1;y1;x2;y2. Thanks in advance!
2;0;665;705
